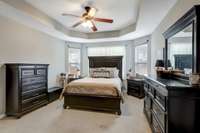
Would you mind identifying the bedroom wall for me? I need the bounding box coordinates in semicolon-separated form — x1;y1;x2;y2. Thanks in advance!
150;0;200;74
0;15;66;117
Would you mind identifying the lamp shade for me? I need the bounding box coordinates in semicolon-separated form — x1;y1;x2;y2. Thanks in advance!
155;60;164;67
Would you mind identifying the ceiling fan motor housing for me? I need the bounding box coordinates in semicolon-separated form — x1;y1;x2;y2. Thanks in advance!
85;6;91;12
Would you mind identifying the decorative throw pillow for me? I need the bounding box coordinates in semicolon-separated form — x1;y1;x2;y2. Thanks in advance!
92;70;111;78
89;67;119;78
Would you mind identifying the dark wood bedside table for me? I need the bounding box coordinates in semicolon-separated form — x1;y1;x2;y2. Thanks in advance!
48;87;62;103
127;78;145;98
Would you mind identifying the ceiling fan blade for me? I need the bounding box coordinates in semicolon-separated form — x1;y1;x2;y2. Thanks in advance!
62;13;81;18
91;21;97;32
72;21;83;28
94;18;113;23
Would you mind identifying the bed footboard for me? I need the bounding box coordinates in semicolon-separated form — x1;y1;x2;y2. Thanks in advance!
63;93;121;115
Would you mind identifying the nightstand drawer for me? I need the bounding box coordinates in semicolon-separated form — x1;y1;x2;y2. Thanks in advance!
128;89;138;94
128;85;140;90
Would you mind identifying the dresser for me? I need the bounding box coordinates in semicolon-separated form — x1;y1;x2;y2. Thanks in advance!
127;78;144;98
6;64;49;118
144;75;200;133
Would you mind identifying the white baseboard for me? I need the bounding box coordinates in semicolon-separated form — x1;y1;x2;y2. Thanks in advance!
0;114;6;119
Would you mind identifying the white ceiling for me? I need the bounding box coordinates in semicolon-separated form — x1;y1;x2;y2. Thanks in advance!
25;0;140;33
0;0;177;43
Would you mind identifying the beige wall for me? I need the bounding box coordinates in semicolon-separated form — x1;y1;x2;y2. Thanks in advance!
151;0;200;74
0;15;66;115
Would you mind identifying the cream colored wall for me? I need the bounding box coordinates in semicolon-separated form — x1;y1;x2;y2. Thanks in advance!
0;15;66;115
151;0;200;74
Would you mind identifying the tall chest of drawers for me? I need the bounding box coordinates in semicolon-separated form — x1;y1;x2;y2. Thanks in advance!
6;64;49;118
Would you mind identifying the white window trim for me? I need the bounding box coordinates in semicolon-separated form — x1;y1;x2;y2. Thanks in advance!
133;40;150;75
68;47;81;75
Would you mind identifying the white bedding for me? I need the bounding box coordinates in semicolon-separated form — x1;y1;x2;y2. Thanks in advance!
72;77;122;93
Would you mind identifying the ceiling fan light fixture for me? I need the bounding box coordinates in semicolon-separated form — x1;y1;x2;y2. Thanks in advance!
88;7;97;17
87;20;93;28
82;21;88;27
82;20;93;28
63;5;112;32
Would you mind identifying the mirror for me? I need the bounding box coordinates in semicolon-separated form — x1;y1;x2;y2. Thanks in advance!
167;23;193;77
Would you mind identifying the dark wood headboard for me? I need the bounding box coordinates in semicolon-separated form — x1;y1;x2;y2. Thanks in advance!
88;56;123;79
174;54;192;70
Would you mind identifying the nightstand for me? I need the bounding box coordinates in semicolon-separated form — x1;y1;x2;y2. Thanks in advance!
127;78;144;98
48;87;62;103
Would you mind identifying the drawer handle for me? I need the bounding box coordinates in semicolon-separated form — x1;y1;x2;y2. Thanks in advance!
32;93;40;97
33;100;40;104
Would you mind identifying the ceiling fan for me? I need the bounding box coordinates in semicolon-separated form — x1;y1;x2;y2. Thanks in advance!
62;6;114;32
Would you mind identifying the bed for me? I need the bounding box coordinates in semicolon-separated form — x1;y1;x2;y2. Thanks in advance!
62;56;123;115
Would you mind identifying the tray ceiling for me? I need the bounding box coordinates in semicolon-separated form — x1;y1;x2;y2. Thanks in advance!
25;0;140;33
0;0;177;42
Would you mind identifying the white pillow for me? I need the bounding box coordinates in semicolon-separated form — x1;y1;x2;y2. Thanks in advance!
114;69;119;78
103;67;119;78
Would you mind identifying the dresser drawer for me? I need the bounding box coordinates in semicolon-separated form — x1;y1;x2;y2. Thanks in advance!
22;83;46;93
22;76;46;86
22;94;48;111
36;69;46;76
144;93;152;122
149;86;155;96
152;101;166;130
21;69;35;77
22;89;47;100
144;82;149;90
152;113;164;133
155;90;166;110
145;85;155;98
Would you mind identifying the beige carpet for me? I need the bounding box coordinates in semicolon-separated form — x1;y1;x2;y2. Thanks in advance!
0;94;151;133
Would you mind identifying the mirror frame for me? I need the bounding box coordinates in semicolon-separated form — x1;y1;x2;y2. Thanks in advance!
163;5;200;79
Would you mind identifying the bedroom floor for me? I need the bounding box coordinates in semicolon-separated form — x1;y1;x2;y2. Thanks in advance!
0;94;151;133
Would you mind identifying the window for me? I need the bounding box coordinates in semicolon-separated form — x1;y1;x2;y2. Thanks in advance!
135;44;148;75
88;46;125;56
68;48;81;76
